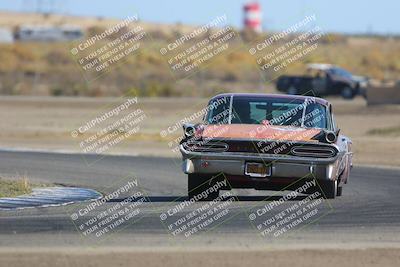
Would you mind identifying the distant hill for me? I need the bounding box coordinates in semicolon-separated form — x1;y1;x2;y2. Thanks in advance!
0;11;196;34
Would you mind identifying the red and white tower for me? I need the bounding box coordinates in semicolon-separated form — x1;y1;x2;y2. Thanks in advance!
243;2;262;32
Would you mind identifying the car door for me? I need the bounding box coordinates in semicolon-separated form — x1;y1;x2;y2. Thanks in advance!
311;71;328;95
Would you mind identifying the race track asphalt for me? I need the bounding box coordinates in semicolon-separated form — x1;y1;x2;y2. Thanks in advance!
0;150;399;248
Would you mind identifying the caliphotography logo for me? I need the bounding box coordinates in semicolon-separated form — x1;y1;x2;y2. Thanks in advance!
0;1;399;267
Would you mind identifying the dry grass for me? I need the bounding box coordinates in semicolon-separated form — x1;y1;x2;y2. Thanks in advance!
0;174;32;198
0;12;399;97
367;125;400;136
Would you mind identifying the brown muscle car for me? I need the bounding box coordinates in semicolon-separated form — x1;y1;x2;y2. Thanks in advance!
180;93;353;200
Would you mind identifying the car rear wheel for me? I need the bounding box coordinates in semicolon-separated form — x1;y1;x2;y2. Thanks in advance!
188;174;219;201
341;87;355;99
318;180;337;199
337;185;343;196
287;86;299;95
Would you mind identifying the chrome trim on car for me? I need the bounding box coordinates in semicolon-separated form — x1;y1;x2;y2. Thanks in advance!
228;95;233;124
183;142;229;152
325;131;337;143
182;159;195;173
180;144;342;164
291;146;337;158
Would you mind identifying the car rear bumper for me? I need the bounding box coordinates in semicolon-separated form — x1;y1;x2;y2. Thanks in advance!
181;145;344;181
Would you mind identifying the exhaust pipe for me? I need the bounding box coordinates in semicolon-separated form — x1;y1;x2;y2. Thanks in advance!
183;124;196;138
325;131;337;143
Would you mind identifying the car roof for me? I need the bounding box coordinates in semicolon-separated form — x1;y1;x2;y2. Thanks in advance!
306;63;335;70
211;93;330;107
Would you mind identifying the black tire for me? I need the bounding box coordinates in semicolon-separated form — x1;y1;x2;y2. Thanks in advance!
318;180;337;199
341;87;355;99
337;186;343;197
188;174;219;201
287;86;299;95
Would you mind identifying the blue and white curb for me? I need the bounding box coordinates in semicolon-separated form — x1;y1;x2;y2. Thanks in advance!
0;187;102;210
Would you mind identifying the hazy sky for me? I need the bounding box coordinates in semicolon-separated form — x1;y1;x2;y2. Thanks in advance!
0;0;398;34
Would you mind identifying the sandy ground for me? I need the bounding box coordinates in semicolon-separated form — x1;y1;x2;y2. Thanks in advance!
0;96;399;167
0;96;399;265
0;247;399;267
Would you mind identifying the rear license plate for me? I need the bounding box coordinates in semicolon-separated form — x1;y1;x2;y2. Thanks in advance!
245;162;271;178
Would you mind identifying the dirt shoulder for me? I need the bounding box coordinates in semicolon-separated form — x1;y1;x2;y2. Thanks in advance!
0;96;399;167
0;247;399;267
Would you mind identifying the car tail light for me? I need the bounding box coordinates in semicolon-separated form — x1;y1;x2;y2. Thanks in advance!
183;141;229;152
291;146;337;158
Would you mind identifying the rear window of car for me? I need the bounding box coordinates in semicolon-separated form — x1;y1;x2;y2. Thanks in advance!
304;103;327;128
206;96;328;129
205;96;231;124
